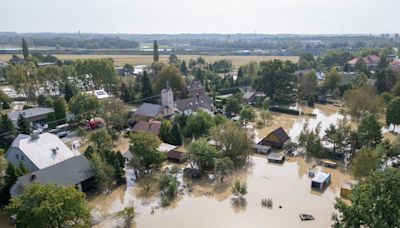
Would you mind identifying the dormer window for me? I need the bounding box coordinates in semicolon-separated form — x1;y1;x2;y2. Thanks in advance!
16;154;19;159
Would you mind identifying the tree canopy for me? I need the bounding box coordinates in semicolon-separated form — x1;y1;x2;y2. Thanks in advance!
6;184;91;228
334;169;400;227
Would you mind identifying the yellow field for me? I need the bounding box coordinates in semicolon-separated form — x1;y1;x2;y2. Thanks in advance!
0;54;298;67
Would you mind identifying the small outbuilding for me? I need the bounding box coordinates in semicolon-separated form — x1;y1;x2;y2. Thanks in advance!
252;144;272;154
340;180;358;198
267;153;285;163
323;160;337;168
258;127;290;149
311;172;331;191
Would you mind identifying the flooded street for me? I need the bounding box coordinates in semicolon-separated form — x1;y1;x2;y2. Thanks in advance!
90;156;350;228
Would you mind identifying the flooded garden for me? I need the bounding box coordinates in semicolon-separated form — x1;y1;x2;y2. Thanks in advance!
89;104;355;228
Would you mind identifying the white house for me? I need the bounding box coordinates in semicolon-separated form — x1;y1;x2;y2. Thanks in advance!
5;133;80;172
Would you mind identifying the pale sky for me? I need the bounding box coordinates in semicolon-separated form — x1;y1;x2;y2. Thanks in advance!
1;0;399;34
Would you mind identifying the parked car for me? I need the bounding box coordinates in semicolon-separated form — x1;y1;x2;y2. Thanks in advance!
83;119;103;130
56;131;68;138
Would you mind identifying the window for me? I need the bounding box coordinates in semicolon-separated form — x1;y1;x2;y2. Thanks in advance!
21;155;25;160
16;154;19;159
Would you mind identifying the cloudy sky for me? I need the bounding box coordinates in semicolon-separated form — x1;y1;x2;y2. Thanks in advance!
1;0;399;34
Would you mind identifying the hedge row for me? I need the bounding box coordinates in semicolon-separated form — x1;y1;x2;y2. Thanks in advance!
269;107;299;116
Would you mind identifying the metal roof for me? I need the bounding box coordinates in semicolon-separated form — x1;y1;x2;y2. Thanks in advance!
11;155;94;196
7;133;80;170
175;95;214;112
312;172;331;183
135;103;164;118
7;107;54;122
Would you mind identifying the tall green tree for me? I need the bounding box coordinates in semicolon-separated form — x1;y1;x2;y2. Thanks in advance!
153;40;159;62
169;122;182;146
185;110;214;138
386;97;400;131
179;60;188;76
129;132;164;171
17;114;31;135
255;60;295;100
154;66;186;94
334;169;400;227
344;85;384;121
53;97;67;125
323;119;351;155
21;38;29;59
6;184;91;227
322;68;341;93
89;151;115;192
141;70;153;100
63;82;76;102
357;113;382;147
211;122;251;167
89;129;113;151
159;120;173;143
240;106;256;122
351;146;382;179
68;92;100;121
187;138;219;171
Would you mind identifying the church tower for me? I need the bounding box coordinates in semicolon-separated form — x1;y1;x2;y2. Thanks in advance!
161;81;174;111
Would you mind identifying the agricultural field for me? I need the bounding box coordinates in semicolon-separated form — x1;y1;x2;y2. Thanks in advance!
0;54;299;68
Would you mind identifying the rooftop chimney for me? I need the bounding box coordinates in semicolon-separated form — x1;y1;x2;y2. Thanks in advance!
30;174;36;182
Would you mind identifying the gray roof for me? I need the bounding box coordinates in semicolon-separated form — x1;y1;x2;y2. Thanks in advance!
7;107;54;122
11;155;94;196
269;127;290;143
243;91;256;100
135;103;164;118
176;95;214;112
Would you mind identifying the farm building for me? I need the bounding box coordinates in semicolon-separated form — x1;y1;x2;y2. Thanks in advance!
267;153;285;163
311;172;331;191
258;127;290;149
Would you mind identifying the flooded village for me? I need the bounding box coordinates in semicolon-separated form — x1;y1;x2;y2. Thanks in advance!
1;28;400;228
88;104;357;228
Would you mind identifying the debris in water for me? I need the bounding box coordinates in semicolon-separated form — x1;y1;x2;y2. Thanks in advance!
261;198;273;208
299;214;315;221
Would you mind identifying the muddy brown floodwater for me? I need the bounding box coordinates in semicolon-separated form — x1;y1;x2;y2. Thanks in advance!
90;156;350;228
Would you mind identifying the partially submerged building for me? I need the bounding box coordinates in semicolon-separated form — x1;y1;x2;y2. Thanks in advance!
267;153;285;163
258;127;290;149
311;172;331;191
